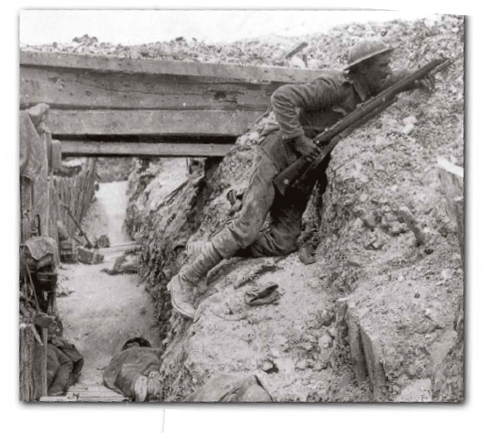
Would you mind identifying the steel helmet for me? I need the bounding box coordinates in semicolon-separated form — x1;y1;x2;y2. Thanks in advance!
345;38;395;71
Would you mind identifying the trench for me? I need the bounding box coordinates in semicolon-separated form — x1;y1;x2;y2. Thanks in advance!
55;171;173;396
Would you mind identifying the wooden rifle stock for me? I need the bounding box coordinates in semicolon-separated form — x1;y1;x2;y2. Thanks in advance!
273;58;447;196
294;97;398;192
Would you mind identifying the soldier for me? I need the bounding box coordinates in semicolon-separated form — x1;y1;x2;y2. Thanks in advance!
103;337;163;402
168;37;433;320
46;321;84;396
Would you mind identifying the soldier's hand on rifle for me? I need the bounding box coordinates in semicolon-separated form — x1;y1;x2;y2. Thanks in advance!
288;135;320;162
414;74;435;91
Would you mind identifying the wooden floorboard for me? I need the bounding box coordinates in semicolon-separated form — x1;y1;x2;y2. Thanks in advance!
40;385;128;403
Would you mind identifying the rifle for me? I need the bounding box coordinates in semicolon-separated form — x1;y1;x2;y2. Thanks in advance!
273;57;455;196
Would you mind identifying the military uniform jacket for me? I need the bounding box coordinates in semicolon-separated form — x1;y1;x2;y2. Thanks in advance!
262;69;409;170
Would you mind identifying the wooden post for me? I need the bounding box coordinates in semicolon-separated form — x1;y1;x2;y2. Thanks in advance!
51;140;62;171
285;42;308;59
437;157;464;267
42;329;48;397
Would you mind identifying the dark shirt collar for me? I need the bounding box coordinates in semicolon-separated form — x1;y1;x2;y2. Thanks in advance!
348;74;370;102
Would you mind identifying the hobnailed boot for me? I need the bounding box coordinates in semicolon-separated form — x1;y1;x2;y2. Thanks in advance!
168;242;223;320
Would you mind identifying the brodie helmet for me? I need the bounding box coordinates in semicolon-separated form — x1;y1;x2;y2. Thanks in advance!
345;38;395;71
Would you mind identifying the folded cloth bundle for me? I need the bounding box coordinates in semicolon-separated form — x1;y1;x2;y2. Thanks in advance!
244;282;280;306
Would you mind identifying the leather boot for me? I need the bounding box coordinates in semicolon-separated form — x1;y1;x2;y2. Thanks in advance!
134;375;148;402
168;242;223;320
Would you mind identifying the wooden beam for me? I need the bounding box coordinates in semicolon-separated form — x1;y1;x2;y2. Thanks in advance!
48;109;261;136
20;65;276;111
20;51;324;84
61;141;232;157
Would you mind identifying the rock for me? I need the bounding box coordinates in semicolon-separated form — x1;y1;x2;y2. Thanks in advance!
270;347;280;358
318;333;333;349
321;309;334;327
313;362;327;371
347;258;361;267
301;333;317;344
301;342;314;352
441;269;454;281
364;231;386;250
403;115;418;125
394;379;433;402
260;360;278;373
389;221;407;236
371;237;386;250
402;124;415;135
295;360;308;370
318;348;333;366
363;213;376;229
299;245;317;265
247;132;261;144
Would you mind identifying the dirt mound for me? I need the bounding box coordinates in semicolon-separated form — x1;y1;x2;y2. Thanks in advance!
21;16;462;71
125;16;464;402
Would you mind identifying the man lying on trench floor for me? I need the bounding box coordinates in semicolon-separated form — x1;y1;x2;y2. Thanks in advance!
168;37;434;320
103;337;163;402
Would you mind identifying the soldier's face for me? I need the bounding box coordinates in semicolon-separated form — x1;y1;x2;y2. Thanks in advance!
362;54;392;90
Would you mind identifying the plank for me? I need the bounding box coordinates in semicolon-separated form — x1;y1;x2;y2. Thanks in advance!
61;140;233;157
20;51;324;84
48;109;262;136
20;66;276;111
40;395;127;402
19;327;36;401
437;157;464;264
40;384;127;402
